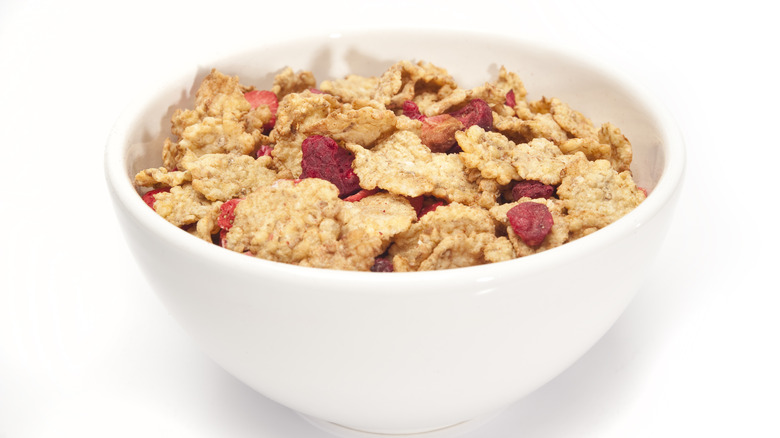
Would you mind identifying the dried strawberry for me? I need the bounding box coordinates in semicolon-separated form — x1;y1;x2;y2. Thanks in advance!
244;90;278;130
505;89;516;108
301;135;361;197
218;198;242;231
402;100;425;121
308;88;323;94
256;145;274;158
244;90;278;111
419;201;444;218
408;196;424;216
142;188;169;209
512;180;555;200
343;188;379;202
370;257;394;272
409;196;445;219
217;198;242;247
507;202;554;247
448;144;463;154
450;98;493;130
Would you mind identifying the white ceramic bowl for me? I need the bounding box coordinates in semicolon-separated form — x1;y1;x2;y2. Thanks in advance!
105;28;684;436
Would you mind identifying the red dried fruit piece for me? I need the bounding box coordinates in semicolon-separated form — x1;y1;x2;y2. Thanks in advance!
142;188;169;209
449;98;493;130
505;89;516;108
420;114;463;153
512;180;555;200
244;90;278;111
217;198;243;248
408;196;424;216
218;198;242;231
408;196;445;218
309;88;323;94
370;257;394;272
256;145;274;158
506;202;554;247
448;143;463;154
301;135;361;197
419;201;444;218
343;188;379;202
638;187;648;197
402;100;425;121
244;90;278;130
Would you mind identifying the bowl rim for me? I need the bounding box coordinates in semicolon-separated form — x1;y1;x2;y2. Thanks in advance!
104;27;685;287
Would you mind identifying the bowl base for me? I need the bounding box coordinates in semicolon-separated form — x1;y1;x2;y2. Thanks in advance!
298;409;504;438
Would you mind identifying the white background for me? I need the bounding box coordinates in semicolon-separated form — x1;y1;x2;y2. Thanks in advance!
1;1;777;437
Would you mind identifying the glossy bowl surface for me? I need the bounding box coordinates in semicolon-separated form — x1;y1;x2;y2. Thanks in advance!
105;28;684;435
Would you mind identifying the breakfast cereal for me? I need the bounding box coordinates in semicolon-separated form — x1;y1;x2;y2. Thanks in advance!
135;61;646;271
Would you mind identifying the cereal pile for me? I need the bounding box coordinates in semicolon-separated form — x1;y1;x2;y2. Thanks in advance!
136;61;646;271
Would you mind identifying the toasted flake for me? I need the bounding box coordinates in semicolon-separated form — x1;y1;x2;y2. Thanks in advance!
179;153;278;201
224;179;344;267
395;115;423;133
151;184;221;240
193;212;219;241
346;131;479;204
224;179;412;270
308;105;397;147
598;122;633;172
557;154;646;238
340;192;417;246
186;69;251;121
483;236;516;263
456;125;520;185
511;137;566;185
415;86;470;116
165;117;259;169
160;70;263;170
389;203;502;271
519;113;569;145
559;137;612;162
463;167;502;209
491;111;527;143
544;97;599;140
271;67;317;99
373;61;459;110
135;167;190;188
469;66;528;107
513;99;534;120
245;106;275;133
422;66;527;117
320;74;380;103
474;175;502;209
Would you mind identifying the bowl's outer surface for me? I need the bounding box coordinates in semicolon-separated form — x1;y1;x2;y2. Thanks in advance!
106;29;684;434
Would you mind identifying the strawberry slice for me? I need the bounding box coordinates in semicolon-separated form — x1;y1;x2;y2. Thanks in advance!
244;90;278;130
343;189;378;202
142;188;169;209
